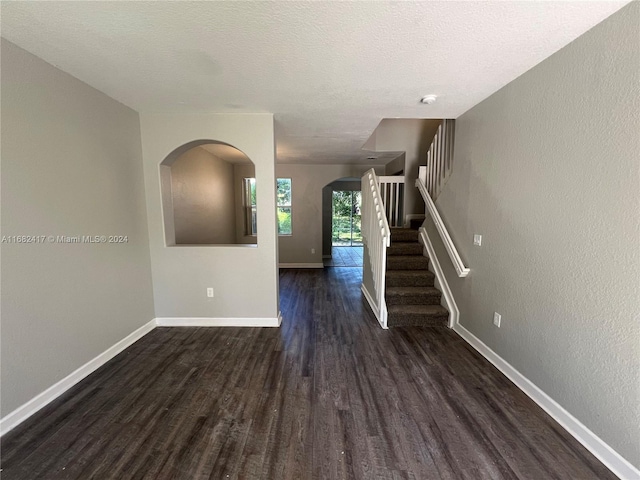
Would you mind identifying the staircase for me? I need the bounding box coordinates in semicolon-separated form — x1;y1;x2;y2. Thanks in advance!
385;227;449;327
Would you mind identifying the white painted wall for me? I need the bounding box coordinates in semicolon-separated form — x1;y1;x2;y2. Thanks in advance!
0;40;155;416
140;114;279;319
427;3;639;467
275;164;383;265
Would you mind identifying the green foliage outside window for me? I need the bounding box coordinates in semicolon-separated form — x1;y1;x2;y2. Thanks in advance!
332;190;362;246
244;177;292;235
277;178;292;235
277;208;291;235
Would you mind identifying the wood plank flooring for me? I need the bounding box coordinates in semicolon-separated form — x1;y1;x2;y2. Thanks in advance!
1;268;616;479
324;247;363;267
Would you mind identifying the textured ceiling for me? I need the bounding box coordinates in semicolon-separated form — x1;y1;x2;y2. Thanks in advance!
0;1;629;164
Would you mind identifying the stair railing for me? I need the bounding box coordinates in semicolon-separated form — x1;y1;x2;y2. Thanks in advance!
425;119;455;200
417;165;469;277
377;175;405;227
361;169;391;328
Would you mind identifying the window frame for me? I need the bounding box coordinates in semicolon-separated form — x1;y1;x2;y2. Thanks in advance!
243;177;293;236
243;177;257;236
276;178;292;236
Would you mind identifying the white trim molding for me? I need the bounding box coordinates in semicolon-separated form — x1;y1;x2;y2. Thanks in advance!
0;313;285;437
0;319;157;437
419;224;636;478
453;322;640;480
418;227;459;329
361;283;388;329
278;263;324;269
416;173;469;277
361;169;391;329
155;316;281;327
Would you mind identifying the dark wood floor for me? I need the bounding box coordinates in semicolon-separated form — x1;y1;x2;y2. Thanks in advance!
324;247;363;267
1;268;615;479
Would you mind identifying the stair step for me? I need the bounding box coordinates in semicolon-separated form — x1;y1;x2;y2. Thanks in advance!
409;218;425;230
390;228;419;243
387;304;449;327
388;242;424;256
385;270;435;287
386;286;442;305
387;255;430;271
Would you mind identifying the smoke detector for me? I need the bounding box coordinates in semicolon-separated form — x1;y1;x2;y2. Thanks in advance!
420;95;437;105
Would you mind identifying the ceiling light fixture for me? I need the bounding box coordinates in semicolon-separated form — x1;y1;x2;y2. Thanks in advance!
420;95;437;105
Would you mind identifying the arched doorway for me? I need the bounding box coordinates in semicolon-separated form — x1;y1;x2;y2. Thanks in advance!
321;177;363;267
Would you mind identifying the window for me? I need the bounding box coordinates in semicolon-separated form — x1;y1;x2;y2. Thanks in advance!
277;178;292;235
243;177;292;236
243;178;257;236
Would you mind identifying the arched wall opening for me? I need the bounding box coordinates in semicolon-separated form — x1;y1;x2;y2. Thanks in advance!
159;140;256;246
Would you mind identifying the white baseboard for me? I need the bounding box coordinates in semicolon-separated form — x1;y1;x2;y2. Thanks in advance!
278;263;324;268
156;316;281;327
419;227;458;328
0;312;284;437
0;318;156;437
418;228;636;477
361;283;388;329
452;322;639;480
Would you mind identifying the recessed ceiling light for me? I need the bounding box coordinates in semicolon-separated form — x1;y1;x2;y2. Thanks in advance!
421;95;437;105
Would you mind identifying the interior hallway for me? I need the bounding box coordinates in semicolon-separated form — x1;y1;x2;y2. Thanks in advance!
0;268;615;479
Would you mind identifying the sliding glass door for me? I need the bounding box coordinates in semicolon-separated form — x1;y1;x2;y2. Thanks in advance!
332;190;362;246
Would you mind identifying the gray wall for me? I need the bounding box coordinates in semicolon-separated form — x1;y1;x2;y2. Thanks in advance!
171;147;237;245
275;164;383;264
372;119;441;219
140;113;279;319
427;3;639;466
384;152;405;176
0;40;155;416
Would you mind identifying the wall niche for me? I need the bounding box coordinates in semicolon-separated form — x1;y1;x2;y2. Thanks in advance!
160;140;256;246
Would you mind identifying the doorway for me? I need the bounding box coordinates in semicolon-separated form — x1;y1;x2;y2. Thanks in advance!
324;189;363;267
332;190;362;246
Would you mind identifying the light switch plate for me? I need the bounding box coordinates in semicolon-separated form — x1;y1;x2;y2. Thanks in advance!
493;312;501;327
474;234;482;246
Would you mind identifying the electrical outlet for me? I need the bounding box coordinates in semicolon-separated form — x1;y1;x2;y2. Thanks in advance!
311;248;315;254
474;234;482;246
207;287;214;298
493;312;501;328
